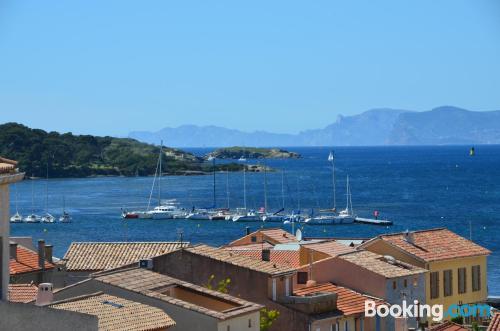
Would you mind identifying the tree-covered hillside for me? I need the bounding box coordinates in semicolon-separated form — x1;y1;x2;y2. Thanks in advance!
0;123;242;178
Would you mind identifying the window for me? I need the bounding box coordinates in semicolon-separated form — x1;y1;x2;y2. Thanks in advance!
251;236;257;242
443;270;453;297
297;272;308;284
458;267;467;294
472;265;481;291
345;320;349;331
227;326;230;331
404;279;408;288
392;281;397;290
430;271;439;299
248;319;252;328
413;277;418;287
359;318;364;331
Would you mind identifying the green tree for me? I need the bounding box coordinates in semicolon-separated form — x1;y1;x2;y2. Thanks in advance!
204;274;231;294
260;308;280;331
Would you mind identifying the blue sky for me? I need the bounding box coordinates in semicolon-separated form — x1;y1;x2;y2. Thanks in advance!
1;0;499;136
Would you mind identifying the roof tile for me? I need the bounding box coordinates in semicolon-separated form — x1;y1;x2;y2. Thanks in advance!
50;292;175;330
63;242;188;271
10;245;55;275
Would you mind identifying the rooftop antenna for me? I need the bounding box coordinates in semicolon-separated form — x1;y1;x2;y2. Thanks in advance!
177;228;184;244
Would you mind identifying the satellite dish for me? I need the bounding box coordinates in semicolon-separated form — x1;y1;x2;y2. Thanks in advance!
296;229;303;241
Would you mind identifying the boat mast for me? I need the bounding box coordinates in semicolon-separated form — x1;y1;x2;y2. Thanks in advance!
329;151;336;210
281;169;285;210
212;157;216;209
263;160;268;213
243;163;247;210
14;183;19;214
226;170;230;209
158;141;163;207
45;161;49;214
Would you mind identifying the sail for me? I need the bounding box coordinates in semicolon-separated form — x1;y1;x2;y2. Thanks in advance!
328;151;334;162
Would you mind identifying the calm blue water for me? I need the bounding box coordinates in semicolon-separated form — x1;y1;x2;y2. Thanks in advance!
9;146;500;294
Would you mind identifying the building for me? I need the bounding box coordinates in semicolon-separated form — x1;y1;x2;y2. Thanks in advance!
294;282;387;331
60;241;189;286
359;228;491;319
10;240;55;284
225;228;298;247
8;283;38;303
487;312;500;331
49;292;176;330
428;320;470;331
151;244;384;331
51;266;263;331
0;157;24;301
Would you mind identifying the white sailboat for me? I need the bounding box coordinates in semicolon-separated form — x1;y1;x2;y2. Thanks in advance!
10;184;23;223
305;174;355;225
59;196;72;223
305;151;355;225
41;162;55;223
232;163;260;222
24;174;40;223
262;165;285;222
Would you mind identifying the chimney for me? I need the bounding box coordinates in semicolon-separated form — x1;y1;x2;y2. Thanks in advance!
35;283;53;306
44;245;53;264
38;240;45;270
262;249;271;262
404;230;415;245
9;242;17;260
245;226;251;236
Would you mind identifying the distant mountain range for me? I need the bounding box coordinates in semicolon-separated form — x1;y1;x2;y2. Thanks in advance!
129;106;500;147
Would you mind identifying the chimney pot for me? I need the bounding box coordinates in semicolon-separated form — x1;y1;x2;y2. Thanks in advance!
9;242;17;260
262;249;271;262
38;240;46;270
44;245;53;264
35;283;53;306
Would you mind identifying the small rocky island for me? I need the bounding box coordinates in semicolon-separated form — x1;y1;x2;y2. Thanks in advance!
205;147;300;160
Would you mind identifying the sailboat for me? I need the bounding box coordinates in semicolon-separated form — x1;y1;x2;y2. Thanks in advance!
10;183;23;223
187;156;221;220
262;166;285;222
41;162;55;223
305;175;355;225
24;173;40;223
232;161;260;222
59;196;72;223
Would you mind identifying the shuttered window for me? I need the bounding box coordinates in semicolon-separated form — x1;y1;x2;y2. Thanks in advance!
472;265;481;292
430;272;439;299
443;270;453;297
458;267;467;294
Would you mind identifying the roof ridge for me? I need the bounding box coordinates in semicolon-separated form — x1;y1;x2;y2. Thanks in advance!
69;241;189;244
381;228;446;237
47;292;104;306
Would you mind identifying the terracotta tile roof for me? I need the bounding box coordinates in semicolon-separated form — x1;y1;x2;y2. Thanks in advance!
0;157;17;174
302;240;356;257
374;228;491;262
430;320;469;331
94;268;263;321
50;292;175;330
338;251;427;278
225;249;301;268
223;242;274;250
294;283;386;316
488;312;500;331
10;245;55;275
186;244;296;276
8;283;38;303
227;228;297;246
63;242;189;271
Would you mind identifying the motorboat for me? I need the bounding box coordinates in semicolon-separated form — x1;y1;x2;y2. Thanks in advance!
24;214;40;223
232;208;261;222
10;212;23;223
59;211;72;223
41;213;56;223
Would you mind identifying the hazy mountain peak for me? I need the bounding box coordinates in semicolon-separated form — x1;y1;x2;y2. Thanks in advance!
129;107;500;147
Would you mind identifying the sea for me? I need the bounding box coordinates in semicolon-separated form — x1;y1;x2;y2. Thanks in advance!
9;146;500;294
